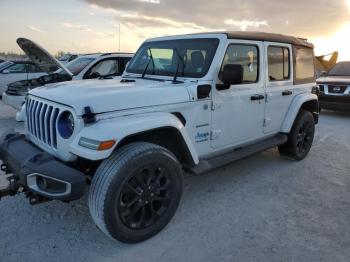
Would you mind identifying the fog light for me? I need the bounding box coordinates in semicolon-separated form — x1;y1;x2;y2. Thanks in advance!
79;137;116;151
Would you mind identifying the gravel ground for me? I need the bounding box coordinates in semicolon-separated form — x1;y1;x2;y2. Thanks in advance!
0;100;350;262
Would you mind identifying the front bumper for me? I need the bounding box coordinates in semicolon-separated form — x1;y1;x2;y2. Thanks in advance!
0;133;86;201
2;92;26;110
318;93;350;112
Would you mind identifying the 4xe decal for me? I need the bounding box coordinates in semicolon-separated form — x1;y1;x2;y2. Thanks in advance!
195;132;210;143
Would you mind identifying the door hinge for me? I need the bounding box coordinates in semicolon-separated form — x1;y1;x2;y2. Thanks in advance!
210;130;221;140
263;118;271;127
211;101;222;111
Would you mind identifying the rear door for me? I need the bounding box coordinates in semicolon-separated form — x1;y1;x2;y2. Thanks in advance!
263;42;294;134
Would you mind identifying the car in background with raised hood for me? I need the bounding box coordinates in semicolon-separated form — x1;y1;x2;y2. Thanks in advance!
317;61;350;112
2;38;133;118
58;53;79;64
0;60;47;96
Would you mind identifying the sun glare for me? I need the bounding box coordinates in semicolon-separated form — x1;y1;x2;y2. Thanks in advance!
311;21;350;61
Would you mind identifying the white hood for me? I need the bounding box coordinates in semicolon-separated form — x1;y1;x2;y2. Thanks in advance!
29;78;192;115
17;38;73;76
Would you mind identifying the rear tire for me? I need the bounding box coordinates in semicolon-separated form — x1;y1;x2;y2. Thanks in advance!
278;110;315;160
89;142;183;243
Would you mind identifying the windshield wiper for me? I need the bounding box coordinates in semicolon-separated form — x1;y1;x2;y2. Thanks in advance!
173;48;186;84
142;48;155;78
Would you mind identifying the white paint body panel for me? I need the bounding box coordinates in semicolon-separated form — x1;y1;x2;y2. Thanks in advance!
281;93;318;133
24;33;317;165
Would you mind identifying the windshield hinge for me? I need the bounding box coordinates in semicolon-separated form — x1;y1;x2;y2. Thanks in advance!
82;106;96;124
211;101;222;111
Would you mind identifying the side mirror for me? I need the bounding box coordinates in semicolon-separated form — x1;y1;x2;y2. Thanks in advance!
88;72;101;79
221;64;243;87
321;71;328;77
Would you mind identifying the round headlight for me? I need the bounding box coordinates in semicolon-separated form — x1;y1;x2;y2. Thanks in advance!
58;111;75;139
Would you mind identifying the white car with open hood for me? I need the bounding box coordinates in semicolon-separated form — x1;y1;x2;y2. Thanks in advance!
0;32;319;243
0;60;47;95
2;38;133;120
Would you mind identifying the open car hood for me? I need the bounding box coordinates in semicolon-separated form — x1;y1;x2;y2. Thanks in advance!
315;52;338;72
17;38;73;77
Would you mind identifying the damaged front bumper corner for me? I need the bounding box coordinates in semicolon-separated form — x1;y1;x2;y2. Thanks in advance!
0;132;86;204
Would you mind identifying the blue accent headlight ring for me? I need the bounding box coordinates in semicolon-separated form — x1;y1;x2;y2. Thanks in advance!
58;111;74;139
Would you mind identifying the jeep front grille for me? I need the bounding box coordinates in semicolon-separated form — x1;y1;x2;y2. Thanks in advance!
26;97;60;149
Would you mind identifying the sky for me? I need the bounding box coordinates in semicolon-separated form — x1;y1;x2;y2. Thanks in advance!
0;0;350;60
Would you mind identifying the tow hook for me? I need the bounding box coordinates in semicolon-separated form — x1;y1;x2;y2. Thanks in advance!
0;163;23;200
25;192;50;205
0;174;22;200
1;163;11;174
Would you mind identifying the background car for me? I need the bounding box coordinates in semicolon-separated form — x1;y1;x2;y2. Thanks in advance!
0;60;46;95
317;61;350;112
2;38;133;121
58;53;79;64
0;61;14;71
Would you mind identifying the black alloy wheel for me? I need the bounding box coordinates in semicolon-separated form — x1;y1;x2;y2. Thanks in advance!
118;165;173;230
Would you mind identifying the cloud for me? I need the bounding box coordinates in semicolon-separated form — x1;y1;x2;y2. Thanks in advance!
137;0;160;3
83;0;349;37
120;14;207;30
27;26;42;33
61;22;92;32
225;19;268;31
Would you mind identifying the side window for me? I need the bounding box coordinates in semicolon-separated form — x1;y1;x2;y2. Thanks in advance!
268;46;290;81
119;57;131;73
220;44;259;84
27;64;42;73
294;47;315;84
87;59;119;78
69;55;78;62
5;63;27;73
149;48;174;71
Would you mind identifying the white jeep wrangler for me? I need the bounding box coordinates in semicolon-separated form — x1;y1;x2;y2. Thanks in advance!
0;32;319;243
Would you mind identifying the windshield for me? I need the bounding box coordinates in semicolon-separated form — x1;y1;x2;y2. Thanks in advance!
328;62;350;76
126;38;219;78
0;61;13;71
56;57;94;76
58;54;71;61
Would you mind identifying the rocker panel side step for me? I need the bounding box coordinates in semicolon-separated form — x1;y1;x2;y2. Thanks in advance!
188;134;288;175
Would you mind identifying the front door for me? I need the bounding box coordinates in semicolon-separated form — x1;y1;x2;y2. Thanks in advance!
211;40;266;149
263;42;294;134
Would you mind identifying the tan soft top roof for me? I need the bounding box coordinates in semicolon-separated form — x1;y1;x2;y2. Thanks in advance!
200;31;314;48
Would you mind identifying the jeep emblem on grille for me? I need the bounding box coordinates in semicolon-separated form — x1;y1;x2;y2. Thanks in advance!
333;87;341;92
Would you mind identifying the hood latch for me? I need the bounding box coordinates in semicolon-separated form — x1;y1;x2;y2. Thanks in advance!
82;106;96;124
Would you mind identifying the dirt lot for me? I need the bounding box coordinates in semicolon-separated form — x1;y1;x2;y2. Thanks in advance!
0;100;350;262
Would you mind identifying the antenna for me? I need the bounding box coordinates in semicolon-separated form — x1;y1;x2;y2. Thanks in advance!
118;23;121;52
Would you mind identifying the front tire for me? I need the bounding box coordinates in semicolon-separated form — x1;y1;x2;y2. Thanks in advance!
278;110;315;160
89;142;183;243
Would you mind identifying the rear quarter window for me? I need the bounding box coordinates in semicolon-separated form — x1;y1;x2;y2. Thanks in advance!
294;47;315;84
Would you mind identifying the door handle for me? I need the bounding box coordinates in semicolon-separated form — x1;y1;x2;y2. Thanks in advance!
251;94;265;101
282;90;293;96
